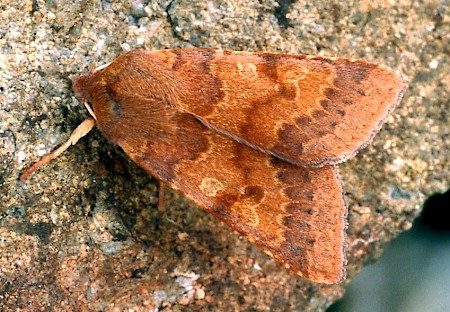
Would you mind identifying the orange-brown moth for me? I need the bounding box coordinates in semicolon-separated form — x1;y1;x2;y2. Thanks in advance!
21;49;406;284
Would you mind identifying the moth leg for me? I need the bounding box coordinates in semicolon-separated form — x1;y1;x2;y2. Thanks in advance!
158;181;166;211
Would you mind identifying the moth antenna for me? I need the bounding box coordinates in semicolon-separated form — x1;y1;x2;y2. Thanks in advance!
83;102;97;120
20;117;96;181
92;62;111;73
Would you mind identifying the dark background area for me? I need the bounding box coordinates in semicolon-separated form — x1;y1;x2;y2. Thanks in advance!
330;190;450;311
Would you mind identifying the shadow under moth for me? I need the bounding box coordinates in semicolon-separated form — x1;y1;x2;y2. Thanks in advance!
21;49;406;284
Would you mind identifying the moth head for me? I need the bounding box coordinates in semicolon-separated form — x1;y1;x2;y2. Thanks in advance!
73;61;111;105
74;62;118;122
73;72;92;104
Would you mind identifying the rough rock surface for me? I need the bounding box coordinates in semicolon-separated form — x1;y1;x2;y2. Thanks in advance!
1;0;448;311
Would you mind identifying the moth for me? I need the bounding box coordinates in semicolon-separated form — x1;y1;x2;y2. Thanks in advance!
21;49;406;283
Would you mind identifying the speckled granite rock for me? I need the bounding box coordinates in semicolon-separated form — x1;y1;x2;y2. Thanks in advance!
0;0;448;311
